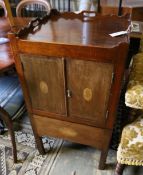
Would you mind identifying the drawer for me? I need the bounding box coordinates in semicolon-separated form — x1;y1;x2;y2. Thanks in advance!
32;115;112;149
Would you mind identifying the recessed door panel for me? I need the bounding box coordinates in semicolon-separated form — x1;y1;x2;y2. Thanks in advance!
67;59;113;126
20;54;66;115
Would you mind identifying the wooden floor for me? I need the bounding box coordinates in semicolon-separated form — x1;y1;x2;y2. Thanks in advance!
16;113;143;175
49;141;143;175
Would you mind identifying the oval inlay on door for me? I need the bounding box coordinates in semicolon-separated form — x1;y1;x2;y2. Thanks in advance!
40;81;48;94
83;88;92;102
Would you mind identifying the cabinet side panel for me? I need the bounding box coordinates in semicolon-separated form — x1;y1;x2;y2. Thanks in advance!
67;59;113;126
20;54;66;115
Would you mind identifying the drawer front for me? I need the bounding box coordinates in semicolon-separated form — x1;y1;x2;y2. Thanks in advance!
67;59;113;126
20;54;67;115
33;115;112;149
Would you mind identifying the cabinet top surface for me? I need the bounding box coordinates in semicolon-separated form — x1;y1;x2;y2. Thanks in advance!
18;10;130;47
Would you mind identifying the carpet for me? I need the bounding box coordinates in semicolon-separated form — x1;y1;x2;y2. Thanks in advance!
0;131;63;175
0;129;117;175
0;130;143;175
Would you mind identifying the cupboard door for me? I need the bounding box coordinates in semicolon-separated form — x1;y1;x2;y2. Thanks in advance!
67;59;113;126
20;55;66;115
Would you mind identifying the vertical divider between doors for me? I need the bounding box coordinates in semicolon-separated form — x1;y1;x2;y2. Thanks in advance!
63;57;69;117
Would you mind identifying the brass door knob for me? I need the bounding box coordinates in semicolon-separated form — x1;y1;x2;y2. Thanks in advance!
67;89;72;98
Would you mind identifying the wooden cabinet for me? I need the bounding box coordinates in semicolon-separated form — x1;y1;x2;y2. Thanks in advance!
9;10;130;169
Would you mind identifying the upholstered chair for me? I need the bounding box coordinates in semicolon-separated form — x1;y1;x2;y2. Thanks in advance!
115;45;143;175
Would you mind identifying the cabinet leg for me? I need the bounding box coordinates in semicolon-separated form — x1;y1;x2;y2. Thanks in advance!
115;162;125;175
98;150;108;170
29;115;45;155
35;135;45;155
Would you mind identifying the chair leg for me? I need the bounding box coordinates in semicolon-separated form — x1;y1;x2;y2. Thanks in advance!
9;126;17;163
0;107;17;163
115;162;125;175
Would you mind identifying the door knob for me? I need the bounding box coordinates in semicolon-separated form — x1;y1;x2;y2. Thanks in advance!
67;89;72;98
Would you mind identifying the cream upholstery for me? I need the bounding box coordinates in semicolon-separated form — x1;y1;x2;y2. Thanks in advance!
117;38;143;168
125;53;143;109
117;114;143;166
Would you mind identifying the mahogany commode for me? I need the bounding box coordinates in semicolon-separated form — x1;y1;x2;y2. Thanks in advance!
9;10;130;169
